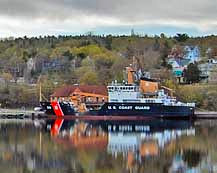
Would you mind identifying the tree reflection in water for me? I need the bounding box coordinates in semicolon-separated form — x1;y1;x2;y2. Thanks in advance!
183;149;205;168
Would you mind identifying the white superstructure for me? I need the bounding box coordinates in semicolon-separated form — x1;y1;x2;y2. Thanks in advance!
107;81;195;107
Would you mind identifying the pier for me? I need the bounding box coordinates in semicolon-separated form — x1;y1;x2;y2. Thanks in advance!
0;109;43;119
195;111;217;119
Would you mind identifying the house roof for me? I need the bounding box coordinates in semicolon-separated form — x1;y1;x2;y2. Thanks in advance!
179;59;191;66
51;85;108;97
140;77;158;82
171;58;191;67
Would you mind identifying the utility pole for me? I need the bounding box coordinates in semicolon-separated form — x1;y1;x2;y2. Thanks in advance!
39;82;42;102
38;75;49;102
38;75;42;102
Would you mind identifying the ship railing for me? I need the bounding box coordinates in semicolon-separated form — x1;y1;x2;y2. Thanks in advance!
174;102;195;107
140;98;163;103
186;103;196;107
122;99;141;103
108;82;137;86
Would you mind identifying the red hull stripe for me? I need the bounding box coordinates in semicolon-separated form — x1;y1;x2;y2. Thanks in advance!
51;119;64;136
51;101;64;116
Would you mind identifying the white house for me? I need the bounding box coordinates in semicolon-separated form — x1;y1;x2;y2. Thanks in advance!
208;59;217;64
184;46;200;63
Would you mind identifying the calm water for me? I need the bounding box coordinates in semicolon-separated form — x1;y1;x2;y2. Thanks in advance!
0;118;217;173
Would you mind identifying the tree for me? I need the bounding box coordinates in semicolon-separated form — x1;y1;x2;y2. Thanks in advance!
183;63;201;83
105;35;112;50
79;71;98;85
1;72;13;82
160;33;166;39
183;149;203;168
174;33;189;42
153;38;160;51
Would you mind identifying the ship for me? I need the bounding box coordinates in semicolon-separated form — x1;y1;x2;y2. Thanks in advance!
87;84;195;118
40;67;195;119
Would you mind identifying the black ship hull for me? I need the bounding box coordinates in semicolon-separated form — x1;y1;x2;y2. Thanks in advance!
40;101;75;116
89;102;195;119
40;101;195;119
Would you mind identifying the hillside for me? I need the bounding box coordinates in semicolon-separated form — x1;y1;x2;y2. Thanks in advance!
0;33;217;108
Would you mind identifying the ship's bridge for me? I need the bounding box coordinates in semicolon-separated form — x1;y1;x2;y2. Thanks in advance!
107;83;141;102
107;85;139;92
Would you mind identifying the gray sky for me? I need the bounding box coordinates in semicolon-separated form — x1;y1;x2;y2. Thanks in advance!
0;0;217;37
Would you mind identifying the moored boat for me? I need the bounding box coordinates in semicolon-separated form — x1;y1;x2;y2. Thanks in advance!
40;67;195;119
40;84;195;119
85;82;195;118
40;101;75;116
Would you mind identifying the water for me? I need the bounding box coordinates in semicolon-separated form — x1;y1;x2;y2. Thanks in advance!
0;119;217;173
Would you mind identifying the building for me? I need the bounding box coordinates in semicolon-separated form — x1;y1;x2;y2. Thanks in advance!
184;46;200;62
198;63;212;79
168;45;183;59
198;60;217;83
168;58;191;82
167;45;200;82
207;66;217;83
51;85;108;111
208;58;217;64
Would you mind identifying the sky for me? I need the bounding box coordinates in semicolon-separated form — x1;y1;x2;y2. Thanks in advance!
0;0;217;37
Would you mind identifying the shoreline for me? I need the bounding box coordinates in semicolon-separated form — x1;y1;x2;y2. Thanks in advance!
0;109;217;120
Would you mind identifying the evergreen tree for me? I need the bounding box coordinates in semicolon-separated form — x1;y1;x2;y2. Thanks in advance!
105;35;112;50
183;63;201;84
174;33;189;42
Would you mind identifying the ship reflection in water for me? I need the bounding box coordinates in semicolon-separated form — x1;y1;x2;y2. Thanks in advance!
45;119;202;173
1;119;217;173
